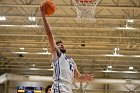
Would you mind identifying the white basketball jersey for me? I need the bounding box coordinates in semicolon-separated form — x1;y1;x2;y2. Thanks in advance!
52;53;75;93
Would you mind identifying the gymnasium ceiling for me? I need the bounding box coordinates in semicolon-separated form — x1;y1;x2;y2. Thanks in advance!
0;0;140;91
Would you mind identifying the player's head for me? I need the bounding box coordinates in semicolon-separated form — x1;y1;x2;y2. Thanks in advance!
45;85;52;93
56;40;66;53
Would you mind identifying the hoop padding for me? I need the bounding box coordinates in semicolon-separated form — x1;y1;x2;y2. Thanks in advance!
73;0;101;23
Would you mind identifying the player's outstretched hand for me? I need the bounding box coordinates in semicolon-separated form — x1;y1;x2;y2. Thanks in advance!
84;74;94;82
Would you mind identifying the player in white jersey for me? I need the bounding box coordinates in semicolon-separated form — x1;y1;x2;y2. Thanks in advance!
40;3;94;93
52;44;75;93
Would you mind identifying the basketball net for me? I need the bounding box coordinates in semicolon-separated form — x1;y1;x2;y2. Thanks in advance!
73;0;101;24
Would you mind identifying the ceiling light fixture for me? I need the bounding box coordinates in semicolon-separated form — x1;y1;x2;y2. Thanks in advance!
0;16;6;21
106;65;112;72
113;47;120;55
129;66;134;70
47;68;53;71
28;68;53;71
43;48;48;50
32;64;36;67
28;17;36;21
127;19;134;23
13;52;28;54
0;25;41;28
105;54;123;57
116;27;136;30
29;68;39;70
20;47;24;50
102;70;138;73
12;52;51;55
37;52;51;55
108;66;112;69
114;48;119;51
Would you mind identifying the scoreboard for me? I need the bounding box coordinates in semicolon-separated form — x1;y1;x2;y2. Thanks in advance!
34;87;42;93
17;86;25;93
17;86;42;93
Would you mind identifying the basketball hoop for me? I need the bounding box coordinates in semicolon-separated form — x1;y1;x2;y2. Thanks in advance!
73;0;101;23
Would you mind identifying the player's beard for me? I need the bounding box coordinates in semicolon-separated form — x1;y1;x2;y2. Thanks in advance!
60;49;66;53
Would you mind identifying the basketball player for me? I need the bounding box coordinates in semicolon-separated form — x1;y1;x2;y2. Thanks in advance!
45;85;52;93
40;3;94;93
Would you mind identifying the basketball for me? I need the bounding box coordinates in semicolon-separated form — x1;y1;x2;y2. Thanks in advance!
42;0;56;16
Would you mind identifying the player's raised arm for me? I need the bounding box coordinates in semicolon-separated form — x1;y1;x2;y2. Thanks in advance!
40;3;58;61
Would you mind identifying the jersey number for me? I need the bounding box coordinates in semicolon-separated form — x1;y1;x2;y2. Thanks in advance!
69;61;74;71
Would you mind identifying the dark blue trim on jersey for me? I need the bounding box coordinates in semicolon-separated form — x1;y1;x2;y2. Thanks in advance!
54;89;55;93
58;83;60;93
53;83;60;93
58;60;60;80
52;53;62;63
